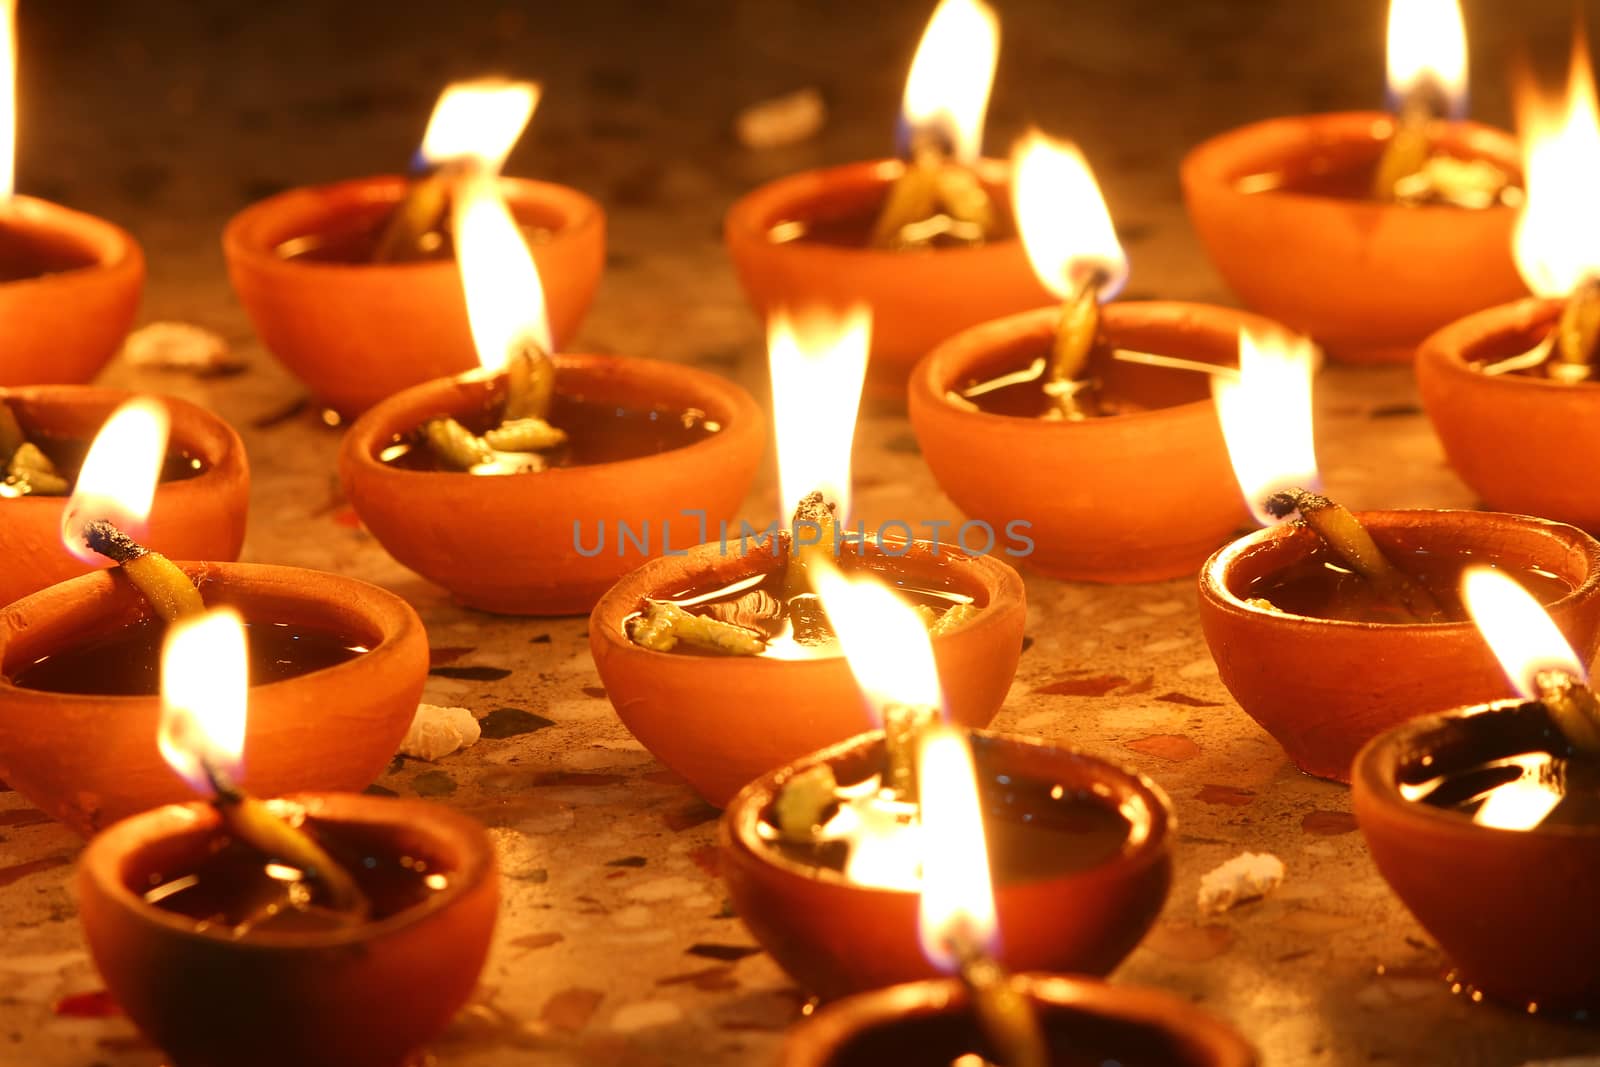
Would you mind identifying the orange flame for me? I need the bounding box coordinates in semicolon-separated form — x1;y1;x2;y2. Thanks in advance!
60;398;171;565
1011;130;1128;300
769;307;870;523
1513;33;1600;298
0;0;13;200
158;608;249;794
814;562;943;721
1212;328;1320;526
1386;0;1467;117
452;168;551;372
1461;567;1586;700
899;0;999;164
418;78;539;173
916;724;997;969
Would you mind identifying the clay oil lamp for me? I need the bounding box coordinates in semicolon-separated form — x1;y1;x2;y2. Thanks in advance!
725;0;1051;392
225;78;603;415
1354;568;1600;1011
1198;329;1600;781
342;169;762;614
719;571;1170;999
0;389;248;606
591;307;1024;806
0;1;143;386
0;409;426;834
1419;34;1600;530
1182;0;1524;364
77;608;497;1067
911;132;1274;582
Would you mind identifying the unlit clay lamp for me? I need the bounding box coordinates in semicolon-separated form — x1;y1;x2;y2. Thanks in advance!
1182;0;1523;363
342;169;762;615
592;308;1024;805
725;0;1049;392
911;132;1268;582
1418;35;1600;530
1354;568;1600;1011
0;5;142;386
225;78;603;415
719;577;1168;1000
0;414;424;833
77;609;496;1067
0;390;247;606
1198;330;1600;780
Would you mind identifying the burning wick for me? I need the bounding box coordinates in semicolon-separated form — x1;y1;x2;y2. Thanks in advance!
160;610;370;921
1371;0;1465;201
918;726;1046;1067
870;0;1001;249
1262;490;1441;622
1462;567;1600;756
372;78;540;264
79;520;204;623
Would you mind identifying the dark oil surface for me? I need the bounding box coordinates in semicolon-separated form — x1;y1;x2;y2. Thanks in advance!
11;618;369;696
640;552;977;660
276;208;553;264
0;222;97;282
380;394;719;471
135;818;449;935
0;431;206;490
770;194;1017;250
1246;546;1571;624
1245;143;1512;204
953;352;1151;418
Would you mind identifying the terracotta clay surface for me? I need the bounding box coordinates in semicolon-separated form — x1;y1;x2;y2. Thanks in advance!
77;793;498;1067
724;159;1052;391
1198;511;1600;782
1181;112;1524;364
224;175;604;415
1417;298;1600;530
909;301;1261;583
720;731;1172;999
341;354;764;616
1353;700;1600;1011
0;196;144;386
590;538;1025;806
0;562;427;834
780;973;1256;1067
0;386;250;607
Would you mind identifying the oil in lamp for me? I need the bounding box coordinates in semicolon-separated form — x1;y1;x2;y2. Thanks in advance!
591;305;1024;805
76;608;497;1067
1354;567;1600;1010
1182;0;1524;363
224;78;604;415
911;131;1285;582
341;167;763;614
0;397;425;832
0;0;143;386
718;564;1170;998
725;0;1051;391
1419;29;1600;530
1198;327;1600;780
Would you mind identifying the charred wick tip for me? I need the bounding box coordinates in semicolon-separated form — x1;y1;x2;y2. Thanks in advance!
81;520;147;564
1262;487;1329;520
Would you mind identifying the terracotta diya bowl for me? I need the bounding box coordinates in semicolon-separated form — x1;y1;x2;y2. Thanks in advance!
720;730;1172;1000
725;159;1051;391
1182;112;1524;364
910;301;1267;583
781;974;1255;1067
0;562;428;834
0;386;249;607
591;538;1026;807
1198;510;1600;782
79;793;497;1067
1354;700;1600;1010
224;175;604;415
342;354;764;616
1418;298;1600;530
0;195;145;386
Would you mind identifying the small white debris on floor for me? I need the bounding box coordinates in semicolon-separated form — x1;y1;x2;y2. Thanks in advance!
399;703;481;761
122;321;240;373
1198;851;1285;914
735;87;825;149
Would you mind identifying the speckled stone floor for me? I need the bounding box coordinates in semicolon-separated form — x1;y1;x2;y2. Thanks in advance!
4;1;1600;1065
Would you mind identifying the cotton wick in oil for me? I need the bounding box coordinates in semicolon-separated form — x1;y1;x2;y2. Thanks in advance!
371;159;461;264
81;519;205;623
197;754;370;920
0;401;68;497
870;129;996;250
421;342;569;472
1372;84;1440;202
1042;270;1109;421
944;929;1048;1067
1262;489;1442;621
